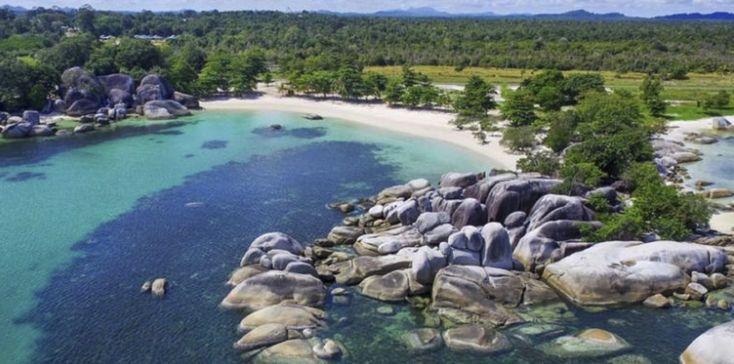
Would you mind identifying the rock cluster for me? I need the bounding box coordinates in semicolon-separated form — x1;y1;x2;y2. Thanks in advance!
221;233;345;362
1;67;199;140
221;171;732;361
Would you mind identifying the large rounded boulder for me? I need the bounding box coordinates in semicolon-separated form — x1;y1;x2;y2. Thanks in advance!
221;270;326;310
136;74;174;104
485;178;562;223
680;320;734;364
143;100;191;120
542;241;727;305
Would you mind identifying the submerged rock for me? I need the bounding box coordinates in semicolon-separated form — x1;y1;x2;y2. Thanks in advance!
443;324;512;354
238;304;326;332
540;328;631;358
358;269;428;301
543;241;726;305
221;271;326;310
402;328;443;353
254;339;323;364
234;323;288;351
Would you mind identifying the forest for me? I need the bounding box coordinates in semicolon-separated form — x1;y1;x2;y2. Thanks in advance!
2;7;734;112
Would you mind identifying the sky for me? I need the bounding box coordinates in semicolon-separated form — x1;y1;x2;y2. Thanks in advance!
5;0;734;17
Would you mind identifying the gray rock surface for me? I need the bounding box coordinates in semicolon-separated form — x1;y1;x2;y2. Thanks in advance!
680;319;734;364
543;241;727;305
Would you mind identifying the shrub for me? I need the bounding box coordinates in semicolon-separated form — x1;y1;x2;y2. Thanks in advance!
516;151;561;176
501;126;536;151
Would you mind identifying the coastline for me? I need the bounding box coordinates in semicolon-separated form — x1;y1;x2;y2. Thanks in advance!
666;116;734;234
200;92;520;171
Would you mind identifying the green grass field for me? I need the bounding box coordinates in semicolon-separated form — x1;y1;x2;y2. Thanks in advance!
366;66;734;120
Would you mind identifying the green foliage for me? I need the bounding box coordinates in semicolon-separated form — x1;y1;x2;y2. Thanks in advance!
113;38;164;73
196;48;266;96
536;86;565;111
516;151;561;176
543;111;578;153
621;162;661;192
453;76;496;117
334;67;366;99
38;33;97;73
560;162;606;188
363;72;388;98
0;58;57;111
501;89;537;127
702;90;730;110
562;73;605;102
640;74;666;116
501;126;536;151
383;78;405;104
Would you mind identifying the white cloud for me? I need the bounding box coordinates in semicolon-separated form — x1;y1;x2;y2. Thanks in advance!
9;0;734;16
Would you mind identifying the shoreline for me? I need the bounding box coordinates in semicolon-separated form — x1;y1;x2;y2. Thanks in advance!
200;93;520;171
666;116;734;234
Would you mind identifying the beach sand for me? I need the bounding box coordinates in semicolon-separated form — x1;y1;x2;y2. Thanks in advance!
201;91;520;171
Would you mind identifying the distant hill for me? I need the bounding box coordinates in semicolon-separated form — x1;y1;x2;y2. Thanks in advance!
3;4;734;22
654;12;734;21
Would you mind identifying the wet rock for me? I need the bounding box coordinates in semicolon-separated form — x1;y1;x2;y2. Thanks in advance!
2;122;32;138
711;117;732;130
680;319;734;364
431;265;524;326
334;255;412;285
247;232;304;257
411;246;448;285
543;241;726;305
228;265;269;286
312;339;343;360
642;294;671;308
22;110;40;125
402;328;443;353
234;323;288;351
711;273;730;289
151;278;166;297
140;281;151;293
358;269;428;301
685;282;708;301
326;225;364;245
74;123;95;134
254;339;322;364
540;329;631;358
221;271;326;310
30;125;55;137
691;271;714;290
143;100;191;120
238;304;326;332
174;91;200;109
521;278;560;306
443;325;512;354
698;188;734;199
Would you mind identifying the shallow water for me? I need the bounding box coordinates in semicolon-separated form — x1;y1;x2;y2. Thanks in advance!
683;132;734;205
0;111;730;364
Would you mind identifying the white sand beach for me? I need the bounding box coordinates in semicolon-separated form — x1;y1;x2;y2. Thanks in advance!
201;90;520;170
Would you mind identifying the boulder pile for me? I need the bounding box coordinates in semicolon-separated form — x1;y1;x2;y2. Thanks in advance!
222;171;732;361
1;67;198;139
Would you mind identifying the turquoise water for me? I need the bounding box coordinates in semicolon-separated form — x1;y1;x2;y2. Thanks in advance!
0;110;487;363
0;111;731;364
683;133;734;205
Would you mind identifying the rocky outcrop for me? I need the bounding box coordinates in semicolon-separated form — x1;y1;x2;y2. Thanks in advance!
680;320;734;364
174;91;200;109
431;265;527;326
540;328;631;358
543;241;727;305
513;220;597;272
354;226;423;255
221;270;326;310
136;74;174;104
333;255;412;284
358;268;428;301
443;324;512;354
485;178;562;223
143;100;192;120
1;122;32;139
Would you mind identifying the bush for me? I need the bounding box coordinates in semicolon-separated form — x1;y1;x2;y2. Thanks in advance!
501;126;536;151
543;111;578;153
516;151;561;176
501;89;537;127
